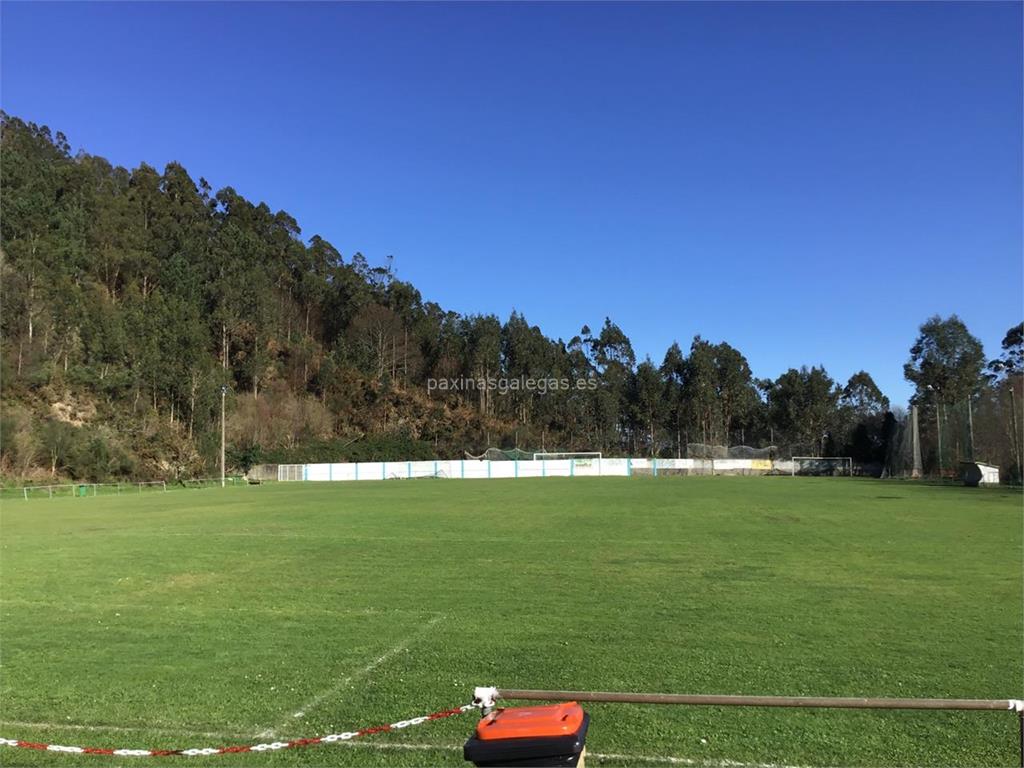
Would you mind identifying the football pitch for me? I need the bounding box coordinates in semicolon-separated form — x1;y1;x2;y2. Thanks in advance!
1;477;1021;767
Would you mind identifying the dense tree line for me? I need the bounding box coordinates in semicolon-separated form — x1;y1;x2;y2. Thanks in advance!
1;114;1019;482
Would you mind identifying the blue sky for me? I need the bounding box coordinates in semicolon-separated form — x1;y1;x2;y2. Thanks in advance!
2;1;1021;405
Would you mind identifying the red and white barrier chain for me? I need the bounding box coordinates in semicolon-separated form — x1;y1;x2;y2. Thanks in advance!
0;703;476;757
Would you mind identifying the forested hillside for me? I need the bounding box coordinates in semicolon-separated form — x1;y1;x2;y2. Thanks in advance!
1;113;1020;482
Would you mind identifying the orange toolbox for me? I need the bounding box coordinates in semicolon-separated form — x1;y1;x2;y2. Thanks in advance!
463;701;589;767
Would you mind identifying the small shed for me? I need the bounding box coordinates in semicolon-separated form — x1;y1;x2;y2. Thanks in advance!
960;461;1000;487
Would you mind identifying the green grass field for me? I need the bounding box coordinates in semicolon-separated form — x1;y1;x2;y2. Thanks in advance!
1;477;1021;767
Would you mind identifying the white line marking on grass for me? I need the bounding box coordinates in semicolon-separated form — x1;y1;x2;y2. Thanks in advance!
310;741;815;768
0;723;816;768
0;599;431;617
260;740;812;768
587;751;816;768
0;721;246;740
137;531;685;548
332;740;458;753
257;614;445;739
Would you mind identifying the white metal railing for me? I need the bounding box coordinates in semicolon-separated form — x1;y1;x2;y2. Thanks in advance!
2;476;247;501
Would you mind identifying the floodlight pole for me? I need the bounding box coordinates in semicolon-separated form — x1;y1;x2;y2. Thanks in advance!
1011;386;1022;481
928;385;943;478
220;384;227;488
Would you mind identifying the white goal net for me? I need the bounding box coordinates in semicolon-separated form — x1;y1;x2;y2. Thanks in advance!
532;450;602;462
791;457;853;477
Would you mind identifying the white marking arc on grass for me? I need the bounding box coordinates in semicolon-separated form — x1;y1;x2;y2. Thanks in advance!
257;614;445;738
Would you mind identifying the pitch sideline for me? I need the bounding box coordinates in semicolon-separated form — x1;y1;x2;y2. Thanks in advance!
0;721;814;768
257;614;446;738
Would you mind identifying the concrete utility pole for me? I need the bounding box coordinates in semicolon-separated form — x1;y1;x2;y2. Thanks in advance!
966;394;975;460
220;384;227;488
1010;386;1022;481
910;405;923;478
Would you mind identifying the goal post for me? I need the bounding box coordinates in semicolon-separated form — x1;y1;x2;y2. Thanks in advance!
277;464;305;481
791;457;853;477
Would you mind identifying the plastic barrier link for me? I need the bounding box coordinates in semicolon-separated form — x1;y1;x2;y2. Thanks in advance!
0;704;476;757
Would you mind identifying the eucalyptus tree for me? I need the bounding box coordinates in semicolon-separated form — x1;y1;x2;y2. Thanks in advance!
904;315;985;470
904;314;984;407
585;319;635;452
713;341;758;446
769;366;840;456
628;358;663;455
660;342;687;457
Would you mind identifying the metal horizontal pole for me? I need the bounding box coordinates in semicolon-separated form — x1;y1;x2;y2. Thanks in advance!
498;689;1015;712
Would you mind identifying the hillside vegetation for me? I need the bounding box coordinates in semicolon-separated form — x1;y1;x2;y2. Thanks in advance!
1;113;1019;482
